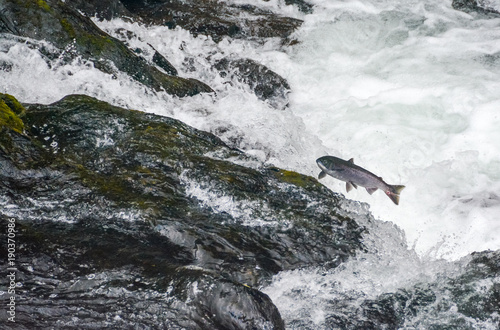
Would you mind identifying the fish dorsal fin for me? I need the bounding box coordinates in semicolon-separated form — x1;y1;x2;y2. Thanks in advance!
318;171;327;179
346;182;357;192
366;187;377;195
348;158;354;163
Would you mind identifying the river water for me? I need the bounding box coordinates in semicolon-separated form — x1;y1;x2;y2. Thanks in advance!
1;0;500;328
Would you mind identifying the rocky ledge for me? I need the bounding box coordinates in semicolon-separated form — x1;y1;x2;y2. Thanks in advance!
0;93;364;328
1;93;499;329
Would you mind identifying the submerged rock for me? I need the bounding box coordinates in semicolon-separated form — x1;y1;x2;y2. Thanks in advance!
0;93;364;328
0;0;212;96
152;49;178;76
215;58;291;110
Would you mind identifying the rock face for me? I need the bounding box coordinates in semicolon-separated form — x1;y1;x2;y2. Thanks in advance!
0;93;364;328
61;0;131;20
0;0;212;97
215;58;291;110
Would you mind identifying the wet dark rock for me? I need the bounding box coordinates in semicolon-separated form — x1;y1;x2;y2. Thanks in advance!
118;0;303;42
215;58;291;110
452;0;500;16
63;0;132;21
152;49;178;76
0;0;212;97
0;216;284;329
0;93;364;328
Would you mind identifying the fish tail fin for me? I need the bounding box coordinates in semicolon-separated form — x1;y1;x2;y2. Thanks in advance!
386;185;405;205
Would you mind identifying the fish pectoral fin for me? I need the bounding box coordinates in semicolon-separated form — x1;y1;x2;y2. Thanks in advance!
348;158;354;163
366;187;377;195
346;182;357;192
318;171;327;179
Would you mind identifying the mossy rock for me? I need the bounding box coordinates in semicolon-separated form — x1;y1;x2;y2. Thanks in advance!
1;93;366;328
12;94;363;280
0;93;25;133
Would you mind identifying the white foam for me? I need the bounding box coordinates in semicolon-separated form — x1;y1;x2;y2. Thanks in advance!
279;0;500;259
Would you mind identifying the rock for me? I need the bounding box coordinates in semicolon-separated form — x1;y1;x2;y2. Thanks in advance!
215;58;291;110
452;0;500;16
152;49;178;76
118;0;303;42
62;0;132;20
0;0;212;97
0;93;364;328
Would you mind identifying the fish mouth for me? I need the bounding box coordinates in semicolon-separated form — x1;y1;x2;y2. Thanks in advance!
316;159;327;171
316;156;329;167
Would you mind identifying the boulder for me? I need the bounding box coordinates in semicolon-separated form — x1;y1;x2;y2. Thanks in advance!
0;93;365;328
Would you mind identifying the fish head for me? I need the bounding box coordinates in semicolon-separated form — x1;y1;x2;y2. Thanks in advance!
316;156;338;172
316;156;330;171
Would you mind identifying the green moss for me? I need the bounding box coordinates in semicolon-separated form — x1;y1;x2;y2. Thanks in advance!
60;18;76;39
272;168;320;189
36;0;51;11
76;165;131;200
0;93;26;116
77;33;115;55
0;100;24;134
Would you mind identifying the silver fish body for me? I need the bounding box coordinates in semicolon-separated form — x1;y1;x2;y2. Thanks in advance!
316;155;405;205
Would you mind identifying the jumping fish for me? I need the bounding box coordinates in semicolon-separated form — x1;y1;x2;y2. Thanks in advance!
316;155;405;205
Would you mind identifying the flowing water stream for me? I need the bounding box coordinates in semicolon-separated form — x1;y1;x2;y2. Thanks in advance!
1;0;500;328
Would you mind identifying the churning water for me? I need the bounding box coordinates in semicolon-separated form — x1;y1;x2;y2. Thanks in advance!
1;0;500;327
